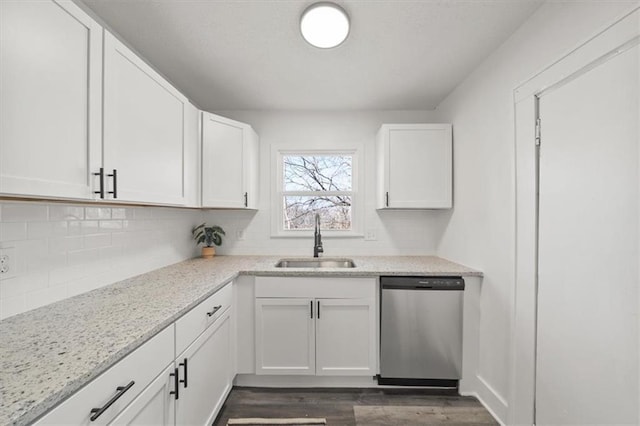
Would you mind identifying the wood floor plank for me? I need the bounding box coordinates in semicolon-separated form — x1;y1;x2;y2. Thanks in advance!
213;387;498;426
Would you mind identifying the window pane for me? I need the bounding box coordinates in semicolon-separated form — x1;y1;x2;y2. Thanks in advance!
283;155;352;191
283;195;352;230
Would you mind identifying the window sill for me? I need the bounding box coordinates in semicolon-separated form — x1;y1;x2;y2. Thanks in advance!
271;231;364;239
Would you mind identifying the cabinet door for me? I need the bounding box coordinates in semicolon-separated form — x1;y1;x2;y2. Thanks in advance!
255;298;315;375
380;124;452;209
0;0;102;199
243;127;260;209
109;364;175;426
183;102;201;207
201;112;246;208
175;310;233;426
315;298;377;376
103;31;187;205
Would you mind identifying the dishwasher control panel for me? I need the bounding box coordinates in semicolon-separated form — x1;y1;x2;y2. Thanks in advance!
380;276;464;291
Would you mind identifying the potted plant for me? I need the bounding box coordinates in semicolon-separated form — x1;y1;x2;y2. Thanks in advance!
192;223;225;258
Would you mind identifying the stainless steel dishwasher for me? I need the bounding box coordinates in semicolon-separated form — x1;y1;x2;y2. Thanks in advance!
379;276;464;387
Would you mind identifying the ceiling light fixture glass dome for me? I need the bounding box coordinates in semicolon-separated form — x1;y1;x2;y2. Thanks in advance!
300;2;350;49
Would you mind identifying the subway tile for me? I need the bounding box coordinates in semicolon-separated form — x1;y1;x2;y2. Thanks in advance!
48;205;84;221
48;265;86;287
99;245;123;261
111;208;134;220
133;208;154;220
80;220;100;235
0;273;48;298
0;294;26;320
85;207;111;220
0;223;27;242
25;284;67;311
68;248;101;266
110;232;131;247
0;277;21;299
2;203;48;222
83;234;112;250
26;221;68;239
99;220;123;231
27;251;67;273
67;221;82;236
48;236;83;254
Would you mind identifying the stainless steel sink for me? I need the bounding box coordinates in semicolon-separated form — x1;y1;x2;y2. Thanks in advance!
275;258;356;268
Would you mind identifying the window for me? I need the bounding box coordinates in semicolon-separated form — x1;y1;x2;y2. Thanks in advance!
273;148;361;236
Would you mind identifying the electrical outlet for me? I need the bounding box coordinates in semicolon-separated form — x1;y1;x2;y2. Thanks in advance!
365;230;377;241
0;247;17;279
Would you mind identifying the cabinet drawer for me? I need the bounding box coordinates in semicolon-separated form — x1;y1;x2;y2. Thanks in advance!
175;282;233;355
35;325;174;425
255;277;376;299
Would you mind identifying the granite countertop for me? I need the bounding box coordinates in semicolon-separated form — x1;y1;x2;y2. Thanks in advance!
0;255;481;426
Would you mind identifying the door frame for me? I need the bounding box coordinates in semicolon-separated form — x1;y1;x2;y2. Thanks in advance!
510;7;640;425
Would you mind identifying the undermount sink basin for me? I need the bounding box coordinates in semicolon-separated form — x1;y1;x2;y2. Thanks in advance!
275;258;356;268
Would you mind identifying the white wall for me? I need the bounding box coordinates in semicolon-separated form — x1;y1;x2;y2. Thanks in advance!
434;1;639;422
0;201;201;319
204;110;451;256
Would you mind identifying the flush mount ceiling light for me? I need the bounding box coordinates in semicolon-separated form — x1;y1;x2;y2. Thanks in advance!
300;2;350;49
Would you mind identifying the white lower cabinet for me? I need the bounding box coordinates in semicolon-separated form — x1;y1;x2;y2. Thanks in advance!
109;364;175;426
255;298;315;375
315;298;376;376
254;277;377;377
35;283;235;426
175;309;233;426
35;326;175;426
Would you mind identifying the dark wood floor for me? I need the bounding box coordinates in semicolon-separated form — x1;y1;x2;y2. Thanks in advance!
213;387;499;426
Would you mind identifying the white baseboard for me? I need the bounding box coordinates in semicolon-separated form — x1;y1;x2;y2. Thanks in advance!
234;374;379;388
460;375;508;425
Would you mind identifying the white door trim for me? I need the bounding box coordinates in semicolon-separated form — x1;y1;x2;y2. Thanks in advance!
510;7;640;425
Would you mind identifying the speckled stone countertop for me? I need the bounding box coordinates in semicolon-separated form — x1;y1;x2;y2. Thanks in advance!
0;255;480;426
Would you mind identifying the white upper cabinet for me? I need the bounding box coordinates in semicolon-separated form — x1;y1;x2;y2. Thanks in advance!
201;112;259;209
103;31;188;205
183;101;201;207
377;123;453;209
0;0;102;199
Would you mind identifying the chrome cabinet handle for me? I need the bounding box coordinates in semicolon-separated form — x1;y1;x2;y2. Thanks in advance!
385;192;389;207
244;192;248;207
206;305;222;317
89;380;134;421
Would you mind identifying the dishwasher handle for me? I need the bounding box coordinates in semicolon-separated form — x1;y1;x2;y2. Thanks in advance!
381;276;465;291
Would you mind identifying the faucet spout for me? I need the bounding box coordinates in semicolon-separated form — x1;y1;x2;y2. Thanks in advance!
313;213;323;258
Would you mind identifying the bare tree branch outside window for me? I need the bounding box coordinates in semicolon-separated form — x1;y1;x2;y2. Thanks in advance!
282;155;353;230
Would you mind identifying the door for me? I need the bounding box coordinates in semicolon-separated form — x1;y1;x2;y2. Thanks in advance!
385;124;452;209
201;112;246;208
109;364;175;426
0;0;102;199
535;43;639;425
315;298;376;376
255;298;315;375
175;310;233;426
103;31;187;205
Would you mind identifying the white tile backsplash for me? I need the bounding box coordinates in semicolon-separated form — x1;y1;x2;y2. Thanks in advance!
0;201;201;320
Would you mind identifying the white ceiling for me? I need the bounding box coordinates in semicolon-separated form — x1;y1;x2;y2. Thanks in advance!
79;0;543;111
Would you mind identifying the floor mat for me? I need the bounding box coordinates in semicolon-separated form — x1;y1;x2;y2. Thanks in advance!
353;405;497;425
227;418;326;425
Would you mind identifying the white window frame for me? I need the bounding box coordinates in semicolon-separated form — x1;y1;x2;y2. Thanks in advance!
271;144;363;238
